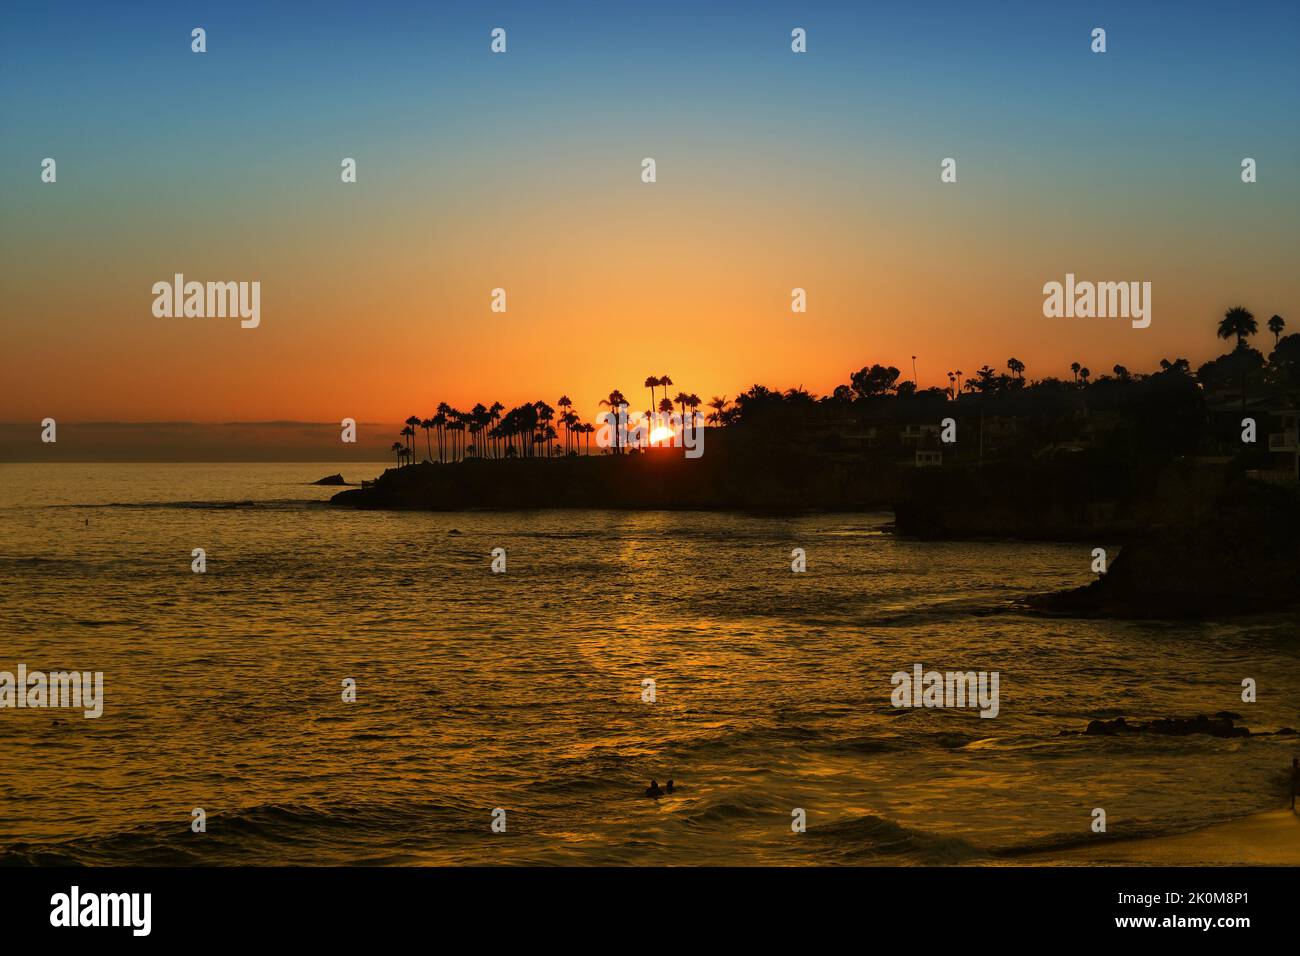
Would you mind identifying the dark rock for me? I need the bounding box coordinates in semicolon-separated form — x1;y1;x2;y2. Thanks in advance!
1085;717;1130;736
1148;716;1250;737
1084;714;1250;738
312;473;347;486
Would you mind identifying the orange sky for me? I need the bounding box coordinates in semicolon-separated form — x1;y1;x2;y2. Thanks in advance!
3;4;1297;427
4;184;1294;427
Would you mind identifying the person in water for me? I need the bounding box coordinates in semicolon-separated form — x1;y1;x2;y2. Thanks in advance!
645;779;662;798
666;779;674;793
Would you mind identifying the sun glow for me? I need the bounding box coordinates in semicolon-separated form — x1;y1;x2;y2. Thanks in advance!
650;426;675;444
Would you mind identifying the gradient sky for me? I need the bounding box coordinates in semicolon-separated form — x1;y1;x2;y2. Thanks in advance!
2;0;1298;429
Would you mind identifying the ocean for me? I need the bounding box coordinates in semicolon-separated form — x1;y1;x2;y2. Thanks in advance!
1;462;1297;865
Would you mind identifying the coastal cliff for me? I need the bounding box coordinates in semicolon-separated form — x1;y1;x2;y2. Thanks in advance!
1028;476;1300;617
330;450;900;512
891;457;1228;540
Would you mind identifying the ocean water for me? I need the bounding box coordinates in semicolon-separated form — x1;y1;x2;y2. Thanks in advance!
1;462;1297;866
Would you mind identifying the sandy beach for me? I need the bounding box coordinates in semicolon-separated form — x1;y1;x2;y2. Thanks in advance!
1010;809;1300;866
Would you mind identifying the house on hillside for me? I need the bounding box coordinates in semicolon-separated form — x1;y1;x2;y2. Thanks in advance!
1266;406;1299;481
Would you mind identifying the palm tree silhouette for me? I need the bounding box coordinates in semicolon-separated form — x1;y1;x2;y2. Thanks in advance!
495;408;513;458
420;418;434;462
644;377;660;418
562;411;579;455
599;390;627;454
470;404;489;459
1070;362;1081;384
470;416;486;457
707;395;728;424
1079;367;1091;386
403;416;420;460
1007;357;1024;380
400;423;416;463
1217;306;1257;350
391;441;405;466
488;402;504;458
434;403;451;463
446;415;464;461
523;403;541;457
534;401;556;458
654;397;675;442
685;393;702;427
1268;314;1286;346
556;396;574;455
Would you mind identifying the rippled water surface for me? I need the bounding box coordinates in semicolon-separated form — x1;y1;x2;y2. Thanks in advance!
1;462;1298;865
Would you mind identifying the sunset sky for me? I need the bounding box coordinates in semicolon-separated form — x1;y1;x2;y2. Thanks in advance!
2;0;1298;431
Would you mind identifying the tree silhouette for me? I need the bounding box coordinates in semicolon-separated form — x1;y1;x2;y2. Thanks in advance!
433;404;450;463
562;410;579;455
1268;314;1286;346
599;390;627;454
850;365;900;399
402;416;419;461
707;395;729;424
534;401;556;459
1217;306;1257;350
420;418;434;462
685;393;702;427
400;423;416;463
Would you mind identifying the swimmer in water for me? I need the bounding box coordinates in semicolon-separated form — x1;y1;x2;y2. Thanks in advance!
645;779;662;798
666;779;675;794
